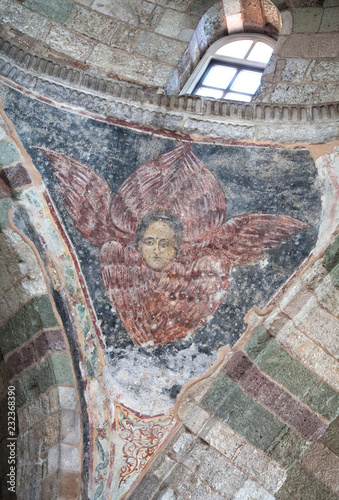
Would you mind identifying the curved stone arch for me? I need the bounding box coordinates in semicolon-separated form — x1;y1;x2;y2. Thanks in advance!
0;133;84;499
174;0;281;92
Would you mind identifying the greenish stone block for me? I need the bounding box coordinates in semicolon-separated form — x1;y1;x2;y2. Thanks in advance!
22;364;41;401
252;337;337;420
0;140;20;168
227;398;286;451
0;295;58;356
292;8;323;32
275;488;293;500
305;383;339;422
283;464;338;500
14;379;28;409
24;0;74;24
201;373;235;413
321;416;339;455
48;352;74;386
32;295;59;330
330;263;339;289
0;199;14;230
267;427;309;469
39;357;57;394
244;326;271;360
323;235;339;272
202;372;286;451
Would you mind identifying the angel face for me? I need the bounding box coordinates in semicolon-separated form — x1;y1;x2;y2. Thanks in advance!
139;221;176;270
136;211;183;271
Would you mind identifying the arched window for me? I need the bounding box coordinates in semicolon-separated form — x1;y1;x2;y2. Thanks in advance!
180;34;275;102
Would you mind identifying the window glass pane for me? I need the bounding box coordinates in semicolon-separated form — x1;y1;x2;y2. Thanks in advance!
216;40;253;58
230;70;263;94
247;42;273;63
202;65;237;89
225;92;252;102
195;87;224;99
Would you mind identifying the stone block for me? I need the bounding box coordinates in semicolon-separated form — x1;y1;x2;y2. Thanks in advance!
301;260;327;290
224;351;253;381
315;83;339;103
233;479;275;500
151;454;176;480
91;0;164;29
183;439;247;497
58;471;80;499
201;417;247;460
0;1;51;40
66;6;116;45
277;321;339;392
282;463;338;500
292;7;323;32
58;386;77;410
299;442;339;493
128;474;160;500
87;44;174;87
45;26;94;61
267;428;309;469
168;428;196;459
321;416;339;455
235;445;287;493
166;463;223;500
109;22;141;51
281;11;293;35
331;263;339;288
323;235;339;272
48;353;75;386
254;338;321;403
245;327;271;360
183;404;210;434
311;61;339;82
320;7;339;31
48;443;80;475
0;140;20;168
293;296;339;357
280;58;312;82
281;33;339;58
60;410;81;445
44;412;61;449
24;0;74;24
155;9;185;38
134;32;186;66
263;311;289;337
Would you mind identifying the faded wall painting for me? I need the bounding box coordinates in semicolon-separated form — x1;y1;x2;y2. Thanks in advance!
0;85;322;498
36;143;308;348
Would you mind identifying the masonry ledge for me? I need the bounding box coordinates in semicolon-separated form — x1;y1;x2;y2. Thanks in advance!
0;38;338;144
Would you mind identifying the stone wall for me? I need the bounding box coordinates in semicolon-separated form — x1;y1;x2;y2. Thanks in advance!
0;116;83;499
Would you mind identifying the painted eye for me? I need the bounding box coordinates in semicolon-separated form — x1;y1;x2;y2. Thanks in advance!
160;240;169;248
143;238;154;246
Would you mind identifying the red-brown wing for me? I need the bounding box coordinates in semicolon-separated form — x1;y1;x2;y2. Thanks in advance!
34;147;120;246
100;240;231;346
213;213;310;266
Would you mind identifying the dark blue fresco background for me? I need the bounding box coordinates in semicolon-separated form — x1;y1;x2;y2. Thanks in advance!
2;85;321;372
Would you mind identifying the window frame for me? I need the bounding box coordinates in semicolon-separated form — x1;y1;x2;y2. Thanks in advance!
180;33;276;100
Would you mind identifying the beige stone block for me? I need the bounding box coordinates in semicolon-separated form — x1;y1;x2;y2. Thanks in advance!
0;1;51;40
264;309;289;336
58;386;78;410
203;419;247;461
48;444;80;475
60;410;81;445
294;296;339;358
45;26;94;61
281;33;339;58
233;479;275;500
300;442;339;493
66;6;116;45
87;44;174;87
235;445;287;493
301;260;327;291
183;404;210;434
155;9;185;38
315;273;339;316
277;321;339;391
91;0;164;29
279;282;314;319
134;31;186;65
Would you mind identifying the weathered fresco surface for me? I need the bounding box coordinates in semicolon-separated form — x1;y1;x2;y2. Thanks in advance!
1;86;321;418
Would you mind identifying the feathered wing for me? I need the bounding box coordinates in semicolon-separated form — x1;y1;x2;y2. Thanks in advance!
34;147;118;246
213;213;310;266
100;240;231;346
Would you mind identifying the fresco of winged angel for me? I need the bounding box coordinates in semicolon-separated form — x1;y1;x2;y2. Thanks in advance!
36;144;309;346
